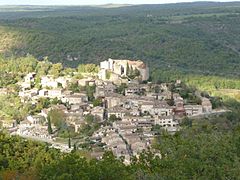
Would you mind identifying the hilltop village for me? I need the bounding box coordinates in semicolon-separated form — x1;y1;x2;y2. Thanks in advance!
0;58;217;163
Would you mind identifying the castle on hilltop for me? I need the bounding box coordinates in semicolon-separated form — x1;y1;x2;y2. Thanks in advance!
98;58;149;82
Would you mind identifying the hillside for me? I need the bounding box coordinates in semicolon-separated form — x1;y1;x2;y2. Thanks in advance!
0;2;240;77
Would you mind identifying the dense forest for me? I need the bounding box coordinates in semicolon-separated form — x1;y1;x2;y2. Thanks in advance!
0;2;240;77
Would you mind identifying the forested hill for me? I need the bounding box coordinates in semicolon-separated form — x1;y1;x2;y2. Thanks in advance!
0;2;240;77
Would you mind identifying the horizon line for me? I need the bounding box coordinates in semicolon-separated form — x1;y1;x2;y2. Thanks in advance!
0;1;238;6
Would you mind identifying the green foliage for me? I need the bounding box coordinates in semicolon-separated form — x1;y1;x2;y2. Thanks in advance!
1;3;240;77
84;114;95;124
144;128;240;179
0;55;38;87
0;94;30;121
154;85;160;93
0;132;62;179
1;3;240;179
47;118;53;135
86;85;96;102
93;98;102;107
36;60;51;76
106;70;111;80
48;63;63;78
80;114;100;136
47;109;66;130
180;117;193;127
0;55;38;74
34;98;51;113
78;64;99;73
116;83;128;95
109;114;120;122
151;69;240;101
1;100;240;179
166;98;174;106
68;81;80;93
127;66;141;79
39;151;132;180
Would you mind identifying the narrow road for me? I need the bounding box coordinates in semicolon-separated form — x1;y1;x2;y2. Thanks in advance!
11;132;72;153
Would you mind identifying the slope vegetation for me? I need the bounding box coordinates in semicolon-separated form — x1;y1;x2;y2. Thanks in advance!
0;2;240;77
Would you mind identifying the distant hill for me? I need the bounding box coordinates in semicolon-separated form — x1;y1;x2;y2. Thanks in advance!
0;2;240;77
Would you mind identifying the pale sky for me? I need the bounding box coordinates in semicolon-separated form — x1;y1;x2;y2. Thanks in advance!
0;0;236;6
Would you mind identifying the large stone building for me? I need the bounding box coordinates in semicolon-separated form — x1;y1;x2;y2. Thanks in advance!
99;58;149;81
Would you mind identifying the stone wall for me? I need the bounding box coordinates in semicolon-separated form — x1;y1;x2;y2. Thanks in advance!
99;58;149;81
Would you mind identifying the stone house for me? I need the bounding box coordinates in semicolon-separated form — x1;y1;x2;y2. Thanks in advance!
125;86;140;96
61;93;88;105
65;109;84;123
154;115;178;128
24;73;36;83
160;90;172;100
19;89;38;101
184;105;203;116
38;89;48;97
173;93;181;101
78;78;95;87
94;83;116;98
149;101;173;116
141;101;155;114
107;106;130;119
0;119;17;128
70;120;85;133
27;115;45;125
56;76;72;88
91;106;105;121
105;93;123;108
112;143;129;160
122;133;141;145
94;85;105;98
48;89;63;98
41;76;58;89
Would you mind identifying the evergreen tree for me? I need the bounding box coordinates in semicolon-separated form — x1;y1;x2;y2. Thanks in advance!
68;129;71;149
47;116;53;134
68;137;71;149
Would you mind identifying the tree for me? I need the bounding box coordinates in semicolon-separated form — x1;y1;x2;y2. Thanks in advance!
154;85;160;93
116;83;127;95
166;98;174;106
47;116;53;134
180;117;192;127
47;109;66;130
68;136;71;148
86;85;96;102
78;64;99;73
109;114;120;122
85;114;95;124
49;63;63;77
93;98;102;107
68;81;80;93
